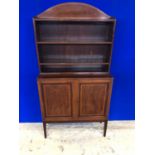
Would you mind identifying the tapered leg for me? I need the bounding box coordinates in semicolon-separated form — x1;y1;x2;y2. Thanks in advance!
43;121;47;138
103;120;108;137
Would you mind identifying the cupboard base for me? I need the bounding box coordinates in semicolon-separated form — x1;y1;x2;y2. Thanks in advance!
38;77;113;139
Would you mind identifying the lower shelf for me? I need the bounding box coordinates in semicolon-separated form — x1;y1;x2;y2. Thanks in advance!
40;64;109;74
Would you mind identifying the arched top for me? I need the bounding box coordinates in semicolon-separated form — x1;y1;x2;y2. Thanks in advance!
35;2;114;21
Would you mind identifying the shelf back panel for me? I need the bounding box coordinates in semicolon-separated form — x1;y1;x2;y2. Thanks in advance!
38;44;111;64
36;21;114;42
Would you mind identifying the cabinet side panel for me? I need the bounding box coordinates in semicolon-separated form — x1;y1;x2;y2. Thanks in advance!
37;79;46;121
33;19;41;72
105;79;113;117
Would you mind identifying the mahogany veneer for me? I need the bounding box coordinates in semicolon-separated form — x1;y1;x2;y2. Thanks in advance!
33;2;116;138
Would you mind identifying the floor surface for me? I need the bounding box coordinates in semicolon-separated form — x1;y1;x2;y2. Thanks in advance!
19;121;134;155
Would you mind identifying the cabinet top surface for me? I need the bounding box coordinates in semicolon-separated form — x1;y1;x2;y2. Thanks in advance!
35;2;115;21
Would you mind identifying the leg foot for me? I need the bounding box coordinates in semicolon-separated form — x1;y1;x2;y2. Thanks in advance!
43;121;47;138
103;120;108;137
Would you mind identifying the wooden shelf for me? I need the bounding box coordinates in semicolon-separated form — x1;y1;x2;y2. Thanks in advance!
37;41;112;45
40;72;109;76
40;63;109;66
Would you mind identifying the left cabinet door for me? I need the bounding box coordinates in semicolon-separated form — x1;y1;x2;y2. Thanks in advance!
38;78;73;119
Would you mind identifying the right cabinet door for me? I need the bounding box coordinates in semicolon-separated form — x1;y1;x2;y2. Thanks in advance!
78;78;113;119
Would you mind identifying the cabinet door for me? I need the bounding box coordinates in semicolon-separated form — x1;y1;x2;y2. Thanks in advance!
79;79;112;117
38;79;72;118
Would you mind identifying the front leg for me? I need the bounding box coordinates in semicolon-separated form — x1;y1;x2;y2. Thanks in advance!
43;121;47;138
103;120;108;137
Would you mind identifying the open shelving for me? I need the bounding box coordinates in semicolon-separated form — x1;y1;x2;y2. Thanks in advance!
34;16;115;75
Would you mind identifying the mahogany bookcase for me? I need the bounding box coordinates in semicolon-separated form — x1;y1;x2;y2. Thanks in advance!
33;2;116;138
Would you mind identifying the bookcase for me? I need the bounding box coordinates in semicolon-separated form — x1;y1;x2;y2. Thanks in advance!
33;2;116;138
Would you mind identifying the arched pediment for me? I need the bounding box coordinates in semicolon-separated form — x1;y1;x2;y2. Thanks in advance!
36;2;113;21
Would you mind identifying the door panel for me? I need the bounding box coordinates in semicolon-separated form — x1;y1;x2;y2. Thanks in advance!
79;81;110;117
43;83;72;117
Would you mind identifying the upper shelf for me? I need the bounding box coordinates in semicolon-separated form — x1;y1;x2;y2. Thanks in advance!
34;2;115;21
37;41;112;45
